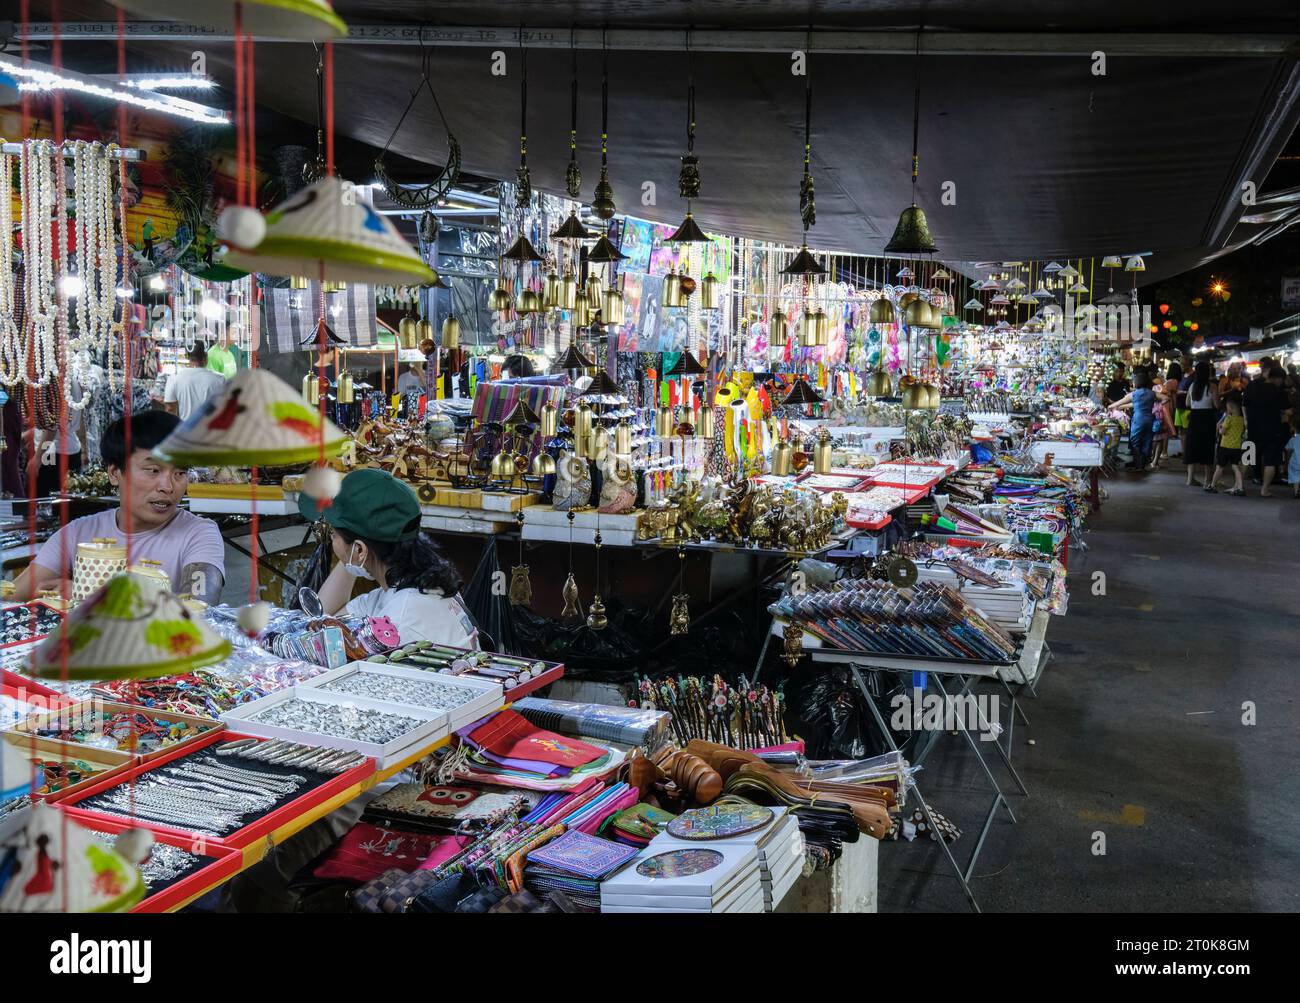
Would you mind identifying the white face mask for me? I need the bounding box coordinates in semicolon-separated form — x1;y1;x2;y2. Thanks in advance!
343;543;374;580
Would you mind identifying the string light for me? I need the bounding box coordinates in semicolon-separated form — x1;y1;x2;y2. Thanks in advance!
0;54;229;125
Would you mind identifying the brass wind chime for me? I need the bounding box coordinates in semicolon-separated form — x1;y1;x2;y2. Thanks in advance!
562;509;582;618
669;545;691;635
780;35;828;358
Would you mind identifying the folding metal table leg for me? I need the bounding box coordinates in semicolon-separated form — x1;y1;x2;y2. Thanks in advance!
931;674;1021;813
849;664;982;913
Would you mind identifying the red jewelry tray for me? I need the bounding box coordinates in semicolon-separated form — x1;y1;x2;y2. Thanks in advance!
1;669;66;700
0;600;64;651
846;511;892;531
504;663;565;700
55;809;243;913
57;729;377;851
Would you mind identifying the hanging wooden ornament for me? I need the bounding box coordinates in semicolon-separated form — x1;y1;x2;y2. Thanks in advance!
781;621;805;666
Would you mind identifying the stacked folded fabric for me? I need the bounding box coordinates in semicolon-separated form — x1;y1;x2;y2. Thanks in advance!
454;709;626;790
599;803;675;848
599;841;763;913
523;830;638;911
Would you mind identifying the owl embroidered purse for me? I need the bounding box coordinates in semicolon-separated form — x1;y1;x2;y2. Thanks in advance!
364;782;526;833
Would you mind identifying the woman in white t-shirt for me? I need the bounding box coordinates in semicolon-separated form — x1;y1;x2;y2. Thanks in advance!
308;469;478;649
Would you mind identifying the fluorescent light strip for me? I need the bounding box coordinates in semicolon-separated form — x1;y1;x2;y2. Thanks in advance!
0;55;228;125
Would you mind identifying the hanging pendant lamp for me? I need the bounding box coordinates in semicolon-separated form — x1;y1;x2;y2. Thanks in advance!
665;348;707;377
883;29;939;255
153;368;346;466
31;571;233;681
780;378;824;407
106;0;345;40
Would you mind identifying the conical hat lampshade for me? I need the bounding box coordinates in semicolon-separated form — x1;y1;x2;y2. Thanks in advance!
106;0;345;40
153;368;346;467
31;572;233;681
222;176;434;285
0;803;145;912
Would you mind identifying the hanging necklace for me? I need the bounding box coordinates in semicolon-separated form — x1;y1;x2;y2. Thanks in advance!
19;140;59;387
0;148;18;384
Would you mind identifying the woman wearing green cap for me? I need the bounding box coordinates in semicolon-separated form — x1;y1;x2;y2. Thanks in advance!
305;469;478;649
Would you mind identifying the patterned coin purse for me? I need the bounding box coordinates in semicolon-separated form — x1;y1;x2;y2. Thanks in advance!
363;783;525;834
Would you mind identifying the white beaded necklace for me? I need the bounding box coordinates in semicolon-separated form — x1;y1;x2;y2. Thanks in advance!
19;140;58;388
0;150;18;384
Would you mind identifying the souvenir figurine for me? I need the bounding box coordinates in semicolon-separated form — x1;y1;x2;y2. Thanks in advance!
552;451;593;511
597;453;637;514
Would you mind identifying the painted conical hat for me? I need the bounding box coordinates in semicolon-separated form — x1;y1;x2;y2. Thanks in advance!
31;572;232;681
0;803;145;913
107;0;345;41
152;368;346;467
222;176;434;285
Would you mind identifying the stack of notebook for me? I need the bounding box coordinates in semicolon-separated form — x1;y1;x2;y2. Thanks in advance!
599;841;763;913
523;830;638;912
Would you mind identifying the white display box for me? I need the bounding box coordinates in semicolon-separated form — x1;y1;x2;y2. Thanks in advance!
187;496;298;516
220;686;446;769
299;661;502;736
419;511;516;535
520;504;641;548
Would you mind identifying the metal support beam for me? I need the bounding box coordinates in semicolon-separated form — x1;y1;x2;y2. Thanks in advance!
15;22;1300;57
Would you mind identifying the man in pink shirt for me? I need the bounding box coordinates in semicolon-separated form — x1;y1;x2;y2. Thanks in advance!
12;411;226;602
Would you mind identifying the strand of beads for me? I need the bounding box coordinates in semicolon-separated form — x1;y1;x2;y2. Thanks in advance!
20;141;58;387
0;148;18;384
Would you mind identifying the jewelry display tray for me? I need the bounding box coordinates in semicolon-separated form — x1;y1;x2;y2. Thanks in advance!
59;730;376;850
219;685;450;769
69;811;242;913
297;661;503;736
4;733;134;803
3;699;220;764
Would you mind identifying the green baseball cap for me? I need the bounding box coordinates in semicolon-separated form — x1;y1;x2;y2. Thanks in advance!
299;468;422;542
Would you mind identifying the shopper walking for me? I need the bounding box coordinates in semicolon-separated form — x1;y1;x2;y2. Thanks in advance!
1112;369;1156;471
1243;358;1285;497
1287;418;1300;498
164;343;227;421
1183;361;1218;487
1206;392;1246;495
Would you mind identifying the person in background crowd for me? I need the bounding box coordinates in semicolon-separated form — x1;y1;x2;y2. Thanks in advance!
1149;390;1176;468
397;361;425;394
1218;361;1246;396
1271;366;1295;485
503;354;536;379
1182;360;1219;488
1206;391;1246;495
11;411;225;602
1243;358;1286;496
1112;369;1156;471
164;343;227;421
1103;364;1130;406
308;469;478;647
1286;417;1300;499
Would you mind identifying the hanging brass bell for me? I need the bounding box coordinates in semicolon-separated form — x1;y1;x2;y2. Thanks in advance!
540;401;559;437
867;367;894;397
655;404;675;437
441;315;460;349
559;272;579;311
800;310;819;347
321;280;347;294
900;382;924;409
302;373;320;406
399;314;418;348
488;280;513;313
924;382;942;408
575;402;595;437
417;318;434;345
542;271;560;310
490;448;516;479
769;309;789;347
289;275;310;290
772;439;794;476
814;310;830;345
695;406;714;440
699;273;719;310
883;203;939;254
592;167;616;220
869;298;895;325
573;434;589;459
337;371;354;404
602;288;626;326
813;428;833;474
614;420;633;455
531;451;557;477
516;288;541;314
584;274;604;304
573;291;594;327
663;270;682;309
588;428;610;462
903;298;930;328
